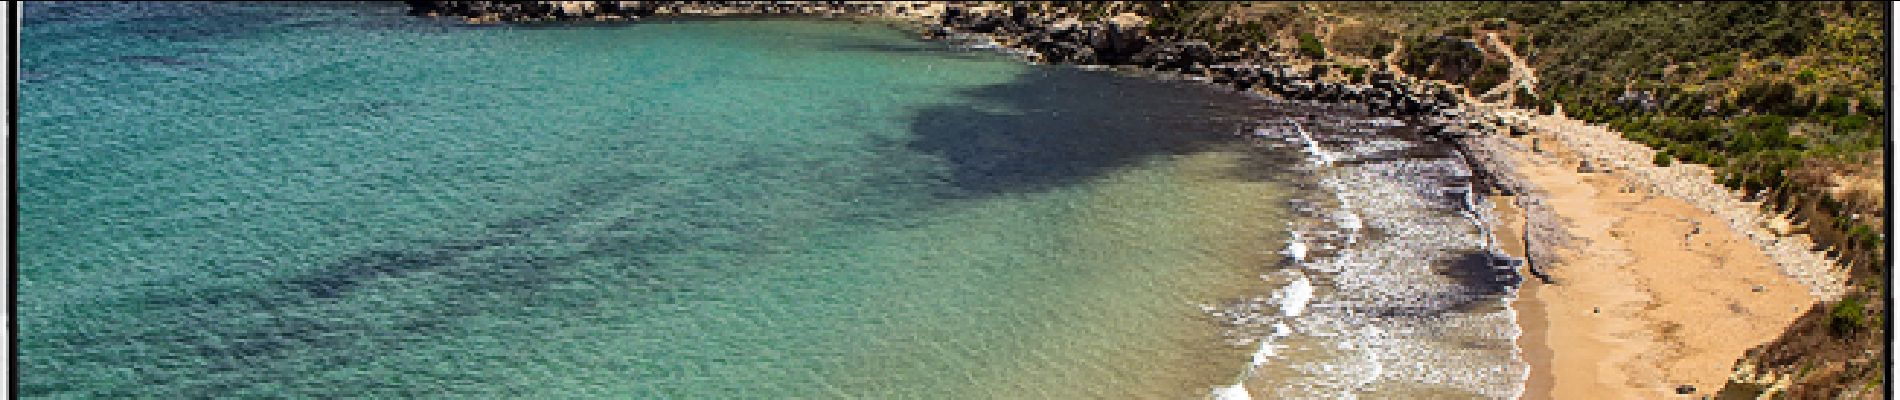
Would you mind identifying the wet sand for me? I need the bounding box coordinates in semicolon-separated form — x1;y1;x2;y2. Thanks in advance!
1515;281;1557;400
1494;131;1817;399
1488;194;1556;399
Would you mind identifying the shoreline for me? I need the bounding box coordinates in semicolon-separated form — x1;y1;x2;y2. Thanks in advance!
1203;106;1528;398
1515;281;1556;400
924;16;1841;397
923;24;1532;395
405;3;1857;398
1487;194;1556;400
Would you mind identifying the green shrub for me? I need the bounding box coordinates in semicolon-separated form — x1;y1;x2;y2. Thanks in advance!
1343;65;1368;82
1653;151;1674;166
1468;62;1512;92
1851;223;1881;247
1707;62;1735;79
1740;81;1801;113
1830;295;1867;336
1856;94;1883;116
1512;86;1538;109
1796;69;1818;84
1298;33;1327;59
1818;95;1852;116
1834;114;1871;131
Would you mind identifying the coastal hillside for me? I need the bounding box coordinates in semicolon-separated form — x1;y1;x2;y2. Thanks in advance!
1315;3;1888;397
1106;1;1885;270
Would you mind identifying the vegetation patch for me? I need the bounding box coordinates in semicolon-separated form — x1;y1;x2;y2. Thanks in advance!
1829;295;1866;336
1298;32;1327;59
1329;24;1396;60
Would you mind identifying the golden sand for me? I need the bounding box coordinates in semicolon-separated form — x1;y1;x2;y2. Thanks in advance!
1496;132;1816;399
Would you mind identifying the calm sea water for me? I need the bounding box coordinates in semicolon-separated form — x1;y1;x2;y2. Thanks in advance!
19;2;1304;398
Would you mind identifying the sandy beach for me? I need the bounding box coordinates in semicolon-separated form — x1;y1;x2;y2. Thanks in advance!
1493;129;1820;399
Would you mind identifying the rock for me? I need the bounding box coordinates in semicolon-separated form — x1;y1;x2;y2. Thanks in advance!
1675;384;1696;394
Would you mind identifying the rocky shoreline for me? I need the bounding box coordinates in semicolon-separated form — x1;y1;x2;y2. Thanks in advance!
405;2;1474;119
404;0;1524;225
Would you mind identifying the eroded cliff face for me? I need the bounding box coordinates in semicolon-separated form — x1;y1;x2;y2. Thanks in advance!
1727;296;1887;399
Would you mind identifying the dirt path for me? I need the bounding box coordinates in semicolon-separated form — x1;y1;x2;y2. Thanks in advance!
1479;32;1538;101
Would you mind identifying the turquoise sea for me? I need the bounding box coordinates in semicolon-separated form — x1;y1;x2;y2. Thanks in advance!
19;3;1310;397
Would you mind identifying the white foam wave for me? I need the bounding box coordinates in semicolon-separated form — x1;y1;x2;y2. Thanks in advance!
1209;114;1526;399
1284;232;1308;262
1285;118;1337;165
1209;274;1312;399
1277;275;1313;317
1211;383;1252;400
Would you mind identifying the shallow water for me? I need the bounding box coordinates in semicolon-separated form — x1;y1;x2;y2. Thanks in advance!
1224;107;1526;399
19;3;1308;398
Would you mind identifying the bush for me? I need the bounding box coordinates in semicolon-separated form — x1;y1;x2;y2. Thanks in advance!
1653;151;1674;166
1830;296;1867;336
1512;86;1538;109
1796;69;1818;84
1818;95;1852;116
1707;62;1735;79
1739;81;1800;113
1834;114;1871;131
1343;65;1368;82
1857;94;1883;116
1851;223;1881;248
1298;33;1327;59
1468;62;1512;92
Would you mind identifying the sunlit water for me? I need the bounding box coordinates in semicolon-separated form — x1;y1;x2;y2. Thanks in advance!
17;3;1332;398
